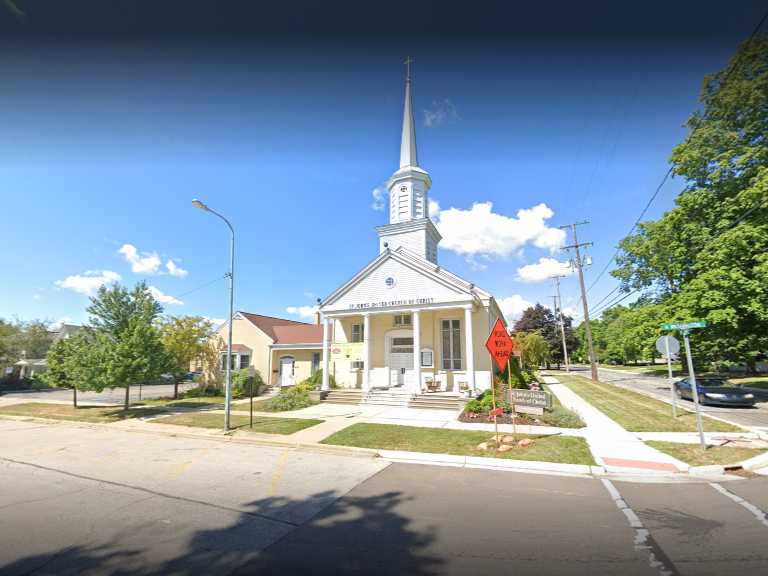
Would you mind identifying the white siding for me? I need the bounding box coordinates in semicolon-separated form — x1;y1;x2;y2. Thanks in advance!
324;257;468;313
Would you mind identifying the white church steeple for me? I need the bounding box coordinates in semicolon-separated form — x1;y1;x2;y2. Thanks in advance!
376;58;441;263
399;57;418;169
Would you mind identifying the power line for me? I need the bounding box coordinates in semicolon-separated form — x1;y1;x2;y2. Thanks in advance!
591;288;642;317
589;284;622;312
588;197;767;317
176;274;228;298
585;9;768;295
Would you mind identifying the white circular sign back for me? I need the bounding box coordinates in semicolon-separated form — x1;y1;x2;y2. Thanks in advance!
656;335;680;357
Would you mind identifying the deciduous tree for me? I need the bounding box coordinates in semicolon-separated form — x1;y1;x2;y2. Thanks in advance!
158;315;215;398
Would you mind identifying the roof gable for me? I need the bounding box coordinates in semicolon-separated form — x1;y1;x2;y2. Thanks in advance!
321;248;487;313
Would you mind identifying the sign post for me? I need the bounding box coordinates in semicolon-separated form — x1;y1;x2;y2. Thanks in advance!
655;335;680;418
485;319;515;448
662;321;707;449
507;358;517;440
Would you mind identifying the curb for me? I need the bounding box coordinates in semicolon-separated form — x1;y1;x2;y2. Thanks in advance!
0;413;379;460
688;450;768;477
1;413;760;481
377;449;596;477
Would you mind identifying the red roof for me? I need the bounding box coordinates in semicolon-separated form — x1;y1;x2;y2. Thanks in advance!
219;344;252;353
239;312;308;340
237;311;324;345
272;324;324;345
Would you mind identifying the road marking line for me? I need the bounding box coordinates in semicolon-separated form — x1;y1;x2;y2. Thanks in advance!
600;479;678;576
165;448;209;480
269;450;290;497
709;482;768;528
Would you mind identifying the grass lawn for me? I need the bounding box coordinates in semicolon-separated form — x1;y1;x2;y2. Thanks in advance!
605;364;683;377
647;440;766;467
321;423;595;465
0;402;168;423
139;397;225;408
153;412;323;434
557;374;741;433
606;367;768;389
729;376;768;390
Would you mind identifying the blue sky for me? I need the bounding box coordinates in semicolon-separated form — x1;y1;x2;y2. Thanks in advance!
1;1;764;327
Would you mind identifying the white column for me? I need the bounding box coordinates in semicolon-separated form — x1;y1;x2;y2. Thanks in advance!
363;313;371;392
412;309;421;394
464;305;475;394
322;317;330;392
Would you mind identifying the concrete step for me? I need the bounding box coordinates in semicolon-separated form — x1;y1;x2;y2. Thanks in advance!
362;400;412;406
408;401;462;411
322;389;364;405
362;390;415;407
409;394;464;411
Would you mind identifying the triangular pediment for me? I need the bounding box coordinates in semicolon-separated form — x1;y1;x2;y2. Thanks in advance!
321;249;476;313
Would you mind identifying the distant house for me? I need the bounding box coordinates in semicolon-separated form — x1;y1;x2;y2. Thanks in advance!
9;323;83;380
211;312;324;387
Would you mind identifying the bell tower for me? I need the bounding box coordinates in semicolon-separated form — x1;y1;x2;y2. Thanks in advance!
376;58;441;263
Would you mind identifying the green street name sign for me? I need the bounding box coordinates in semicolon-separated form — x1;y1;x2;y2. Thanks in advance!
662;320;707;331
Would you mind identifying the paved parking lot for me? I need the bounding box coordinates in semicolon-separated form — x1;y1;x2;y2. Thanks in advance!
0;382;195;405
1;418;768;575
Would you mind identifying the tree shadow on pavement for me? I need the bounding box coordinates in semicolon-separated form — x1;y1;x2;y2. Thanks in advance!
0;490;442;576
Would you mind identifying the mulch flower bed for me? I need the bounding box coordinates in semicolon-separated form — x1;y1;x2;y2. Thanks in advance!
458;411;544;426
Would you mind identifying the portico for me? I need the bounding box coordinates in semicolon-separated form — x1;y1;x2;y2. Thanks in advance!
321;303;481;395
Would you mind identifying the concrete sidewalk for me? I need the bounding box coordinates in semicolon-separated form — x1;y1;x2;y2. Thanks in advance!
543;375;689;473
228;402;584;442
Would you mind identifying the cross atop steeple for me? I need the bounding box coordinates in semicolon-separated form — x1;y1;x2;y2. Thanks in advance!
404;56;414;82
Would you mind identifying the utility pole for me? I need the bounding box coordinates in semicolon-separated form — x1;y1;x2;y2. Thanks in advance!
561;221;597;382
551;275;570;373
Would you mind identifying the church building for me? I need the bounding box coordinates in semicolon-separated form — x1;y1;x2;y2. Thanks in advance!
318;66;505;396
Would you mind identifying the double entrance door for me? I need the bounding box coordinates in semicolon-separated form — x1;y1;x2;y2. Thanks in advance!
388;335;414;387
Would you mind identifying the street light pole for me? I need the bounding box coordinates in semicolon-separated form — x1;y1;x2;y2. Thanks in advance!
192;199;235;432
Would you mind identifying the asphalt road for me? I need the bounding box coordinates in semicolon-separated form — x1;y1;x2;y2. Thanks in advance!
1;419;768;575
0;382;196;405
569;366;768;431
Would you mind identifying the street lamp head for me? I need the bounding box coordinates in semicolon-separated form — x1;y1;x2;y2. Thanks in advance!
191;199;209;212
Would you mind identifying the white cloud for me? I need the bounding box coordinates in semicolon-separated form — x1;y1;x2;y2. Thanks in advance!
119;244;161;275
55;270;121;296
303;291;318;300
423;99;460;128
428;199;440;221
146;286;184;306
203;316;226;328
165;259;188;278
49;317;75;331
562;305;579;318
371;186;386;211
516;257;573;283
497;295;534;323
286;305;319;319
431;201;565;259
